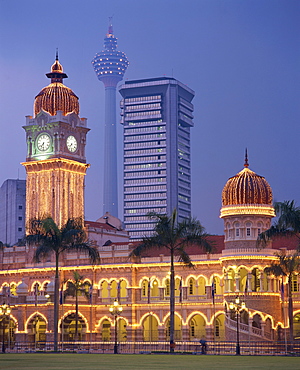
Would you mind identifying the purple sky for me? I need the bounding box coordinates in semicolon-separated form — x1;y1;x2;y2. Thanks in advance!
0;0;299;235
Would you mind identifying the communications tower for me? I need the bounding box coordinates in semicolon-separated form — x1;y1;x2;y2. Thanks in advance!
92;21;129;217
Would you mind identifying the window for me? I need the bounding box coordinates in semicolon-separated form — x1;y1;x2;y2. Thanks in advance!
236;229;240;237
246;228;251;236
18;227;22;232
189;280;194;295
18;205;22;210
291;274;299;292
18;216;22;221
165;279;170;296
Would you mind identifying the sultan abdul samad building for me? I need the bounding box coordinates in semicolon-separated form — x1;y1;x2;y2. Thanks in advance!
0;57;299;347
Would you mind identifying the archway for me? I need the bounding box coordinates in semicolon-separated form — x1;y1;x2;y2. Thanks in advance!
28;315;47;345
143;315;158;342
265;317;272;339
198;277;206;295
101;319;111;341
165;315;182;341
239;268;248;292
252;313;262;329
214;313;225;341
61;313;86;341
188;314;206;340
100;281;109;299
251;268;260;292
188;278;196;296
118;318;127;342
0;317;16;349
110;280;118;298
120;280;127;298
151;279;159;298
293;313;300;339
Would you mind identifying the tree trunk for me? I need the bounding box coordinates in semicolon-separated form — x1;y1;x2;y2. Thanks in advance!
53;252;60;352
170;249;175;353
288;274;294;346
75;291;78;340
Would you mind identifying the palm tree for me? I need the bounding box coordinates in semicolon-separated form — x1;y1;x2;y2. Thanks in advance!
264;251;300;343
129;209;212;352
63;271;91;340
257;201;300;250
26;217;99;352
257;200;300;343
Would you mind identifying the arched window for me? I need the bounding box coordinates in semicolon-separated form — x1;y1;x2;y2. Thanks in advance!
291;273;299;292
10;283;17;296
188;278;195;295
110;280;118;298
252;268;260;292
246;222;252;237
142;280;147;297
234;222;240;237
165;279;170;296
257;222;262;236
151;280;159;297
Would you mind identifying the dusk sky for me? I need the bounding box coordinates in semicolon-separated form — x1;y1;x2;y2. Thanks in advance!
0;0;299;235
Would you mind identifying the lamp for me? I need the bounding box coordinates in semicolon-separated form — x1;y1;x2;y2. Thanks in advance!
0;303;11;353
229;296;246;355
109;300;123;354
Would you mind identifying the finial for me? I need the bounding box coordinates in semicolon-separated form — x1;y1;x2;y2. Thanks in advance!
244;148;249;168
108;16;113;35
56;48;59;61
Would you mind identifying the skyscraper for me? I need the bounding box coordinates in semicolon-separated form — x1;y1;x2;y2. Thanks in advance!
0;179;26;245
119;77;195;240
92;21;129;217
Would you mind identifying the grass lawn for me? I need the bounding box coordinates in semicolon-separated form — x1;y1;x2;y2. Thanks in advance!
0;354;299;370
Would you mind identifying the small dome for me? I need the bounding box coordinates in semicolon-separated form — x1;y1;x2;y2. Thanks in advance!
51;59;63;73
222;167;273;206
34;83;79;116
220;153;275;218
16;280;28;296
34;56;79;117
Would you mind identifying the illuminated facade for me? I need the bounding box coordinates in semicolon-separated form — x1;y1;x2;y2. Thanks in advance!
0;53;299;347
92;21;129;217
119;77;194;240
22;56;90;228
0;158;299;346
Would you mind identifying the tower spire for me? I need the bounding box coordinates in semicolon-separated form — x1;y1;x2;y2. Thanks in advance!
244;148;249;168
56;48;59;61
92;23;129;217
108;16;113;35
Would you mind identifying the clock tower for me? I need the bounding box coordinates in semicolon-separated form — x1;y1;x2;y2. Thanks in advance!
22;55;90;228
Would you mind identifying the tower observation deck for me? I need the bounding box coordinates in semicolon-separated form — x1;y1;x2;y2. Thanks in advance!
92;22;129;217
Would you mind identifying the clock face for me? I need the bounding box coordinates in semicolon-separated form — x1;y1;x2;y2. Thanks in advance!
37;134;51;151
66;135;77;152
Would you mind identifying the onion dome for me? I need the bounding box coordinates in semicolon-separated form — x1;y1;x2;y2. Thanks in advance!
16;279;28;296
220;151;275;218
34;53;79;117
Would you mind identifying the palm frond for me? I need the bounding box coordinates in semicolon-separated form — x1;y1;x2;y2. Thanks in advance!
176;246;194;268
129;236;167;258
33;244;53;263
64;243;100;264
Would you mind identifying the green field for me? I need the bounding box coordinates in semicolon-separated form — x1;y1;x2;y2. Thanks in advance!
0;354;298;370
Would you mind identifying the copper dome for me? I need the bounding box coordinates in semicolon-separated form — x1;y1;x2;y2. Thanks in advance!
222;162;273;207
34;56;79;117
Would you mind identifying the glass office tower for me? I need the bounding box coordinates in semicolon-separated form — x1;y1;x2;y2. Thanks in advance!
119;77;194;240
